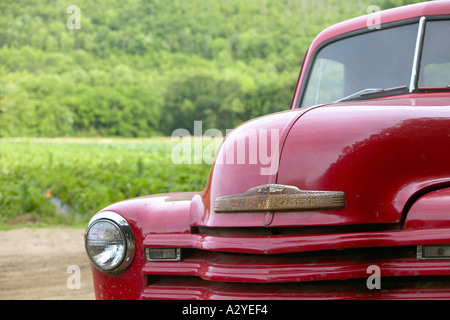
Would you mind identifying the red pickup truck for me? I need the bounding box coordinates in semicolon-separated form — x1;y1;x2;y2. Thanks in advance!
85;1;450;299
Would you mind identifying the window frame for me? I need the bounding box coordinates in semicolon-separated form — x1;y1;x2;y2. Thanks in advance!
297;17;423;108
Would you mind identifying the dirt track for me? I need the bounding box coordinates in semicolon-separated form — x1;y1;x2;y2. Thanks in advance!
0;228;95;300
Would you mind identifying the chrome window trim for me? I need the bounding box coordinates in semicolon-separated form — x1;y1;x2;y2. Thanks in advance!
409;16;426;92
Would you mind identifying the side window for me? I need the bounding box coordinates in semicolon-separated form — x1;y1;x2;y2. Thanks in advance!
302;58;344;107
419;20;450;88
422;63;450;88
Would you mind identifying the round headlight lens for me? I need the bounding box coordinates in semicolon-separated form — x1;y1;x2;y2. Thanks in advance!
85;211;135;274
86;220;126;271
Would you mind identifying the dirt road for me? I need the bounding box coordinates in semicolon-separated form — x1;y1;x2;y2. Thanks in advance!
0;228;95;300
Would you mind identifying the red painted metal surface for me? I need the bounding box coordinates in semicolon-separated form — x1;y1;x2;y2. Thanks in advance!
140;279;450;300
143;228;450;255
87;2;450;300
276;96;450;227
405;187;450;230
141;253;450;283
194;109;307;227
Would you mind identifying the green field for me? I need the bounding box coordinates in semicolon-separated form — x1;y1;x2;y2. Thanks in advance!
0;138;212;227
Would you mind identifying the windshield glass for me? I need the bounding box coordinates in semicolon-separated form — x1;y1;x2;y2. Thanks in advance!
301;23;418;107
419;20;450;88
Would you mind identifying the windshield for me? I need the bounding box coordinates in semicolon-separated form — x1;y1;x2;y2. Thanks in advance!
300;19;450;107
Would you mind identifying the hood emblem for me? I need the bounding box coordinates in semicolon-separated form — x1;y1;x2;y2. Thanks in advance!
214;184;346;213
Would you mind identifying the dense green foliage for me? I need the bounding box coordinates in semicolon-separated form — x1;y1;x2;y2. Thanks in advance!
0;0;426;137
0;138;211;225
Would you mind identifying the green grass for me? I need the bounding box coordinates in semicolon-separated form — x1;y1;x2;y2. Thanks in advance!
0;137;213;227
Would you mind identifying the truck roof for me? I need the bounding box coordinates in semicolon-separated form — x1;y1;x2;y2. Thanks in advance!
312;1;450;51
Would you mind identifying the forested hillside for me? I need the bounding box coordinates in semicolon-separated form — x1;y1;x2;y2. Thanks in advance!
0;0;426;137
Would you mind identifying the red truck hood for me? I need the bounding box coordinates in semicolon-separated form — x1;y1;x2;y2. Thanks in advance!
190;94;450;228
189;108;307;227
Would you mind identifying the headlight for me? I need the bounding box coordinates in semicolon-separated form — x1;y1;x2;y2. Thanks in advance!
85;211;135;274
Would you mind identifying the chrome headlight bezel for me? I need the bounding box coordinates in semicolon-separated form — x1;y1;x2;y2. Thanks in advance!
85;211;135;274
